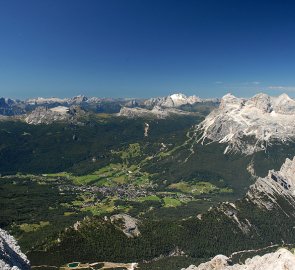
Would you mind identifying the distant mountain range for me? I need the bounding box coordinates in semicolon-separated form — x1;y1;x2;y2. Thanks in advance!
0;93;219;116
3;92;295;154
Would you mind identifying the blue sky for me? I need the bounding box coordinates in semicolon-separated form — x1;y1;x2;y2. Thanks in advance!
1;0;295;99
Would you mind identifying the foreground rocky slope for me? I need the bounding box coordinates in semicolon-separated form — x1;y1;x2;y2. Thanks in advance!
181;158;295;270
197;93;295;154
182;248;295;270
217;157;295;235
0;228;30;270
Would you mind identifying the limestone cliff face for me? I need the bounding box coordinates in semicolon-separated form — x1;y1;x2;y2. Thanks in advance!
196;93;295;154
24;105;85;125
0;228;30;270
182;248;295;270
247;156;295;210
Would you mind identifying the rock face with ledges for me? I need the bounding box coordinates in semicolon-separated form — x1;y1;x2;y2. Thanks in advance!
24;105;85;125
0;228;30;270
247;156;295;210
196;93;295;154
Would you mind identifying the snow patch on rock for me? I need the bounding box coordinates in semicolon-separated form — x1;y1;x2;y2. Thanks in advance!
144;93;202;108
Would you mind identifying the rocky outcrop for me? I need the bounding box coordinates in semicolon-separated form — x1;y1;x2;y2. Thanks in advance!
0;228;30;270
110;214;141;238
196;93;295;154
24;105;85;125
181;248;295;270
247;157;295;211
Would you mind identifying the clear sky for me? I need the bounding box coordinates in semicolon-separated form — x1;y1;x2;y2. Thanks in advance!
1;0;295;99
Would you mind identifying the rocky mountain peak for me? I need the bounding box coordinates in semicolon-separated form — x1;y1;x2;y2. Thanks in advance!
170;93;187;100
68;95;88;104
219;93;244;110
197;93;295;154
144;93;202;109
247;93;272;113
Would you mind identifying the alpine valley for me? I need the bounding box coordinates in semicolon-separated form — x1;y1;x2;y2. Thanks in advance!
2;92;295;270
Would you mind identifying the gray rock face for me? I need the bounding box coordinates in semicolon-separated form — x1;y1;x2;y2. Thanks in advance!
0;228;30;270
0;98;25;116
208;156;295;238
181;248;295;270
197;93;295;154
110;214;141;238
24;105;85;125
247;156;295;210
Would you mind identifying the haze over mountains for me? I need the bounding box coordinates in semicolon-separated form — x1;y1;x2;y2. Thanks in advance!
3;92;295;153
0;93;218;116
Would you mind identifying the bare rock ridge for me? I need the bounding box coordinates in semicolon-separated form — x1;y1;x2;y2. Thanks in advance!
0;228;30;270
181;248;295;270
179;158;295;270
220;157;295;234
247;156;295;210
196;93;295;154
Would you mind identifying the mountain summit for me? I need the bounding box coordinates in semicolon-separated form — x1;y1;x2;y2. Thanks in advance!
196;93;295;154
